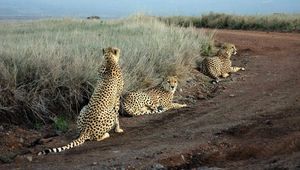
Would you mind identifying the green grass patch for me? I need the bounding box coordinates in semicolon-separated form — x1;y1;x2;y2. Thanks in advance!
53;116;69;133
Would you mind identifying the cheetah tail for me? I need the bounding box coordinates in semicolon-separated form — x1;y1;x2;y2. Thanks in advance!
37;132;89;156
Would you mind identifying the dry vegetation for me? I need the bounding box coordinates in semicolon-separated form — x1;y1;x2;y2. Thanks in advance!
0;15;213;127
161;13;300;32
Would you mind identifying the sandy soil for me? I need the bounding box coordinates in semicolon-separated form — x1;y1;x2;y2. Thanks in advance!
1;29;300;170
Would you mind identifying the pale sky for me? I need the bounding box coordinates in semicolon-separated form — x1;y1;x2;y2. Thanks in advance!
0;0;299;18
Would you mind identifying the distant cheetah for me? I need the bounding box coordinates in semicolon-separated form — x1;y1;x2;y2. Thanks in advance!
121;76;187;116
200;43;245;83
38;47;124;155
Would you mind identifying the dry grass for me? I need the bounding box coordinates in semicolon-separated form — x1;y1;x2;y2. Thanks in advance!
0;15;213;126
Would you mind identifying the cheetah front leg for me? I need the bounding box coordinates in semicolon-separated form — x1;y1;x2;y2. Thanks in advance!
142;98;161;115
163;102;187;111
145;104;164;114
140;106;153;115
171;103;187;109
113;101;124;133
114;115;124;133
221;73;230;78
230;66;245;72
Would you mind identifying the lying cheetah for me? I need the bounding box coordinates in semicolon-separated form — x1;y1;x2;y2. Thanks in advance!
121;76;187;116
38;47;124;155
200;43;245;83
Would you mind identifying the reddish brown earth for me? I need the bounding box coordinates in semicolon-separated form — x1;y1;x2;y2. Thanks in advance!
1;29;300;170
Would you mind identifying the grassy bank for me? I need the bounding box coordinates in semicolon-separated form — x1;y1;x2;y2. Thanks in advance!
0;15;213;127
161;13;300;32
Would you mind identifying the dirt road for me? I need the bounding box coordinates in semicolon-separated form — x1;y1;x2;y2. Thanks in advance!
1;29;300;169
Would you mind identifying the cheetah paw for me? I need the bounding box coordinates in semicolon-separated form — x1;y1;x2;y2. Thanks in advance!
115;128;124;133
97;133;110;141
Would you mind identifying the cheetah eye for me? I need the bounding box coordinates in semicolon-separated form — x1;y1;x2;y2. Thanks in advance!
167;80;170;83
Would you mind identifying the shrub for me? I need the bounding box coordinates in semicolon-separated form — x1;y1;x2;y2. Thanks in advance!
161;13;300;32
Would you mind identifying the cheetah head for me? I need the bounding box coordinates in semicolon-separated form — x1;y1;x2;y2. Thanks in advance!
162;76;178;93
102;47;120;62
222;43;237;56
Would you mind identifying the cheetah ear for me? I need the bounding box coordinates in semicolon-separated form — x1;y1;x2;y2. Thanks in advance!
102;48;105;55
112;49;118;55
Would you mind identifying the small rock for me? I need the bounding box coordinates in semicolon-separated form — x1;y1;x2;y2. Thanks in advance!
92;162;97;165
212;81;218;85
151;163;165;170
26;155;33;162
20;137;24;143
197;94;206;100
112;150;120;153
181;154;185;161
229;94;235;97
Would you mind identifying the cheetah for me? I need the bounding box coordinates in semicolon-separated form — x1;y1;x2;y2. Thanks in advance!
200;43;245;83
121;76;187;116
38;47;124;155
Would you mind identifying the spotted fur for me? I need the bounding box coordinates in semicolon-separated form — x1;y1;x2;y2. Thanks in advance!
38;47;124;155
200;43;245;82
121;76;187;116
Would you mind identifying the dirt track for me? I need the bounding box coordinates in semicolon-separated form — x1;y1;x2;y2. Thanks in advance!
1;29;300;170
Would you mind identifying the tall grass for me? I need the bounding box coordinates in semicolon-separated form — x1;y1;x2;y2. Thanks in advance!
0;15;213;126
161;13;300;32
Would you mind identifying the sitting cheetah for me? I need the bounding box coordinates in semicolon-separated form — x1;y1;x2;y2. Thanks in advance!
121;76;187;116
38;47;124;155
200;43;245;83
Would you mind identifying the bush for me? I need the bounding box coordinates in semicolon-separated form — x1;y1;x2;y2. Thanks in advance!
0;15;213;126
161;13;300;32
